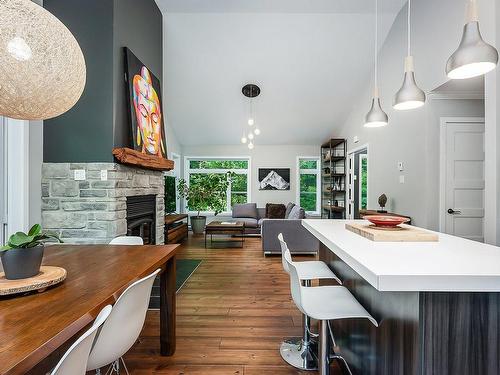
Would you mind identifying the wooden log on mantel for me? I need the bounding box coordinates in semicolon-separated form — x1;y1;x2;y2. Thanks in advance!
112;147;174;171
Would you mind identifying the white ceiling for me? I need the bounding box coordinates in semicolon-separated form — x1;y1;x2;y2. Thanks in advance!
161;2;403;146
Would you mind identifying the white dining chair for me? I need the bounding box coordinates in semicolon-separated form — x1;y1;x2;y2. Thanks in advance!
109;236;143;245
86;269;161;374
50;305;112;375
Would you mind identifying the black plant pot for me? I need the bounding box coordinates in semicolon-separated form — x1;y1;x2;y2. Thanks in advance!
0;245;44;280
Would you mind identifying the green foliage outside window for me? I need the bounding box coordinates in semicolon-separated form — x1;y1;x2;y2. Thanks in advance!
299;160;317;169
189;160;248;169
361;157;368;209
300;173;317;212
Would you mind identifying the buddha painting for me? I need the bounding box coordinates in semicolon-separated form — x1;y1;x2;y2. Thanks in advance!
126;48;167;158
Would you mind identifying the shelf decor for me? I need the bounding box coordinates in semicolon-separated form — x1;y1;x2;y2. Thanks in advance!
321;139;347;219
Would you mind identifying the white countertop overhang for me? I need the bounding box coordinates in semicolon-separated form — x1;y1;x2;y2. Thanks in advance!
302;219;500;292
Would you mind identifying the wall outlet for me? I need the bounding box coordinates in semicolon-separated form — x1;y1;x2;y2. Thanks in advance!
74;169;86;181
398;162;404;171
100;170;108;181
399;175;405;184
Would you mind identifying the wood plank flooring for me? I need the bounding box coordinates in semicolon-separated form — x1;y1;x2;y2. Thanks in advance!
125;234;340;374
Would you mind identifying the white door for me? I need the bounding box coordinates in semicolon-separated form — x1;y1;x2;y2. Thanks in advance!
441;118;485;242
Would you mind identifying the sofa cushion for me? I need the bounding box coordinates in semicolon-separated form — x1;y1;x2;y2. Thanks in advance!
288;205;306;220
266;203;286;219
237;217;259;228
285;202;295;219
232;203;258;219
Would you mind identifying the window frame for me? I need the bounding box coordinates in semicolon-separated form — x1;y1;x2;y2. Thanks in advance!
296;156;321;215
183;156;251;215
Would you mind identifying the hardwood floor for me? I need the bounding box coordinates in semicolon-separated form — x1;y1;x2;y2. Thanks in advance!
125;234;340;374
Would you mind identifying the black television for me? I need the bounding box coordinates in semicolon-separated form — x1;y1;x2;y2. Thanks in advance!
164;176;177;214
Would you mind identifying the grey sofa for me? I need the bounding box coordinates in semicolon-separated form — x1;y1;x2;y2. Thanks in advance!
231;203;319;255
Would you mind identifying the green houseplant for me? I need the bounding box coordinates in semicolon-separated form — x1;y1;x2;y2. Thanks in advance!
177;172;233;234
0;224;62;280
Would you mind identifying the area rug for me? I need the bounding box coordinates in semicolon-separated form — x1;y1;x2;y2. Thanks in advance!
148;259;202;309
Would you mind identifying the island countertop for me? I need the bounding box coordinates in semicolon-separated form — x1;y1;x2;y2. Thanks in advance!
302;219;500;292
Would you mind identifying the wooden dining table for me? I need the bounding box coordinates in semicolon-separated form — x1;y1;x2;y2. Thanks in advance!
0;244;178;375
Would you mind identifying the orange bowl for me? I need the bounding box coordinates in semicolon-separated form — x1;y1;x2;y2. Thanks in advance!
364;215;410;227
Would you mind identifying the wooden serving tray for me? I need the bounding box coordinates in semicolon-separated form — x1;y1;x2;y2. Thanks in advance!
0;266;67;296
345;223;438;242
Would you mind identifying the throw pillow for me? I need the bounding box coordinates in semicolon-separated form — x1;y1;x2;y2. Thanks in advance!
288;206;306;220
232;203;258;219
266;203;286;219
284;202;295;219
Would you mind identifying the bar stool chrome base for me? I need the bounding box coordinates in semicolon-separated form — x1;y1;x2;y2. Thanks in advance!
280;337;318;371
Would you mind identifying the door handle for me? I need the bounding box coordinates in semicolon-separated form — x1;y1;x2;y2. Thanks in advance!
447;208;461;215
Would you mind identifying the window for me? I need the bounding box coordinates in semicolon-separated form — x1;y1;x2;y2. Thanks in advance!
297;157;320;214
185;158;250;213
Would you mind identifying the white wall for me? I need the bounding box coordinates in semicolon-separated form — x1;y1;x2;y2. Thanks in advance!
337;0;495;235
182;144;318;209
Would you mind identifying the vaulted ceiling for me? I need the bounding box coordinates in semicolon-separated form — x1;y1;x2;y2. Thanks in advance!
157;0;404;145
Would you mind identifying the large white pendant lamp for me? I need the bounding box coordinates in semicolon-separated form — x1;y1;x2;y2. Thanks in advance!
364;0;388;128
394;0;426;110
446;0;498;79
0;0;86;120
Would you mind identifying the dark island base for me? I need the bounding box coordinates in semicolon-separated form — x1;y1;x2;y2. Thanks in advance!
319;243;500;375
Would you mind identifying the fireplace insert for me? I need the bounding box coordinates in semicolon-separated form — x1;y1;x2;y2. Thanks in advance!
126;195;156;245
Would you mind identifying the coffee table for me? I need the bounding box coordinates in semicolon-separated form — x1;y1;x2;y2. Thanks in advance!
205;221;245;248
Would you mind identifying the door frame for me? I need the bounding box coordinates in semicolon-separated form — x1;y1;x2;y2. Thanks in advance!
439;117;485;233
347;143;369;219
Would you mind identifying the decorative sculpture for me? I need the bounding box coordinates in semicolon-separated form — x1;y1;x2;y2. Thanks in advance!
378;193;387;213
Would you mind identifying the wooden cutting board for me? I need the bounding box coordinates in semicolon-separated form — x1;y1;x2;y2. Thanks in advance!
345;222;438;242
0;266;67;296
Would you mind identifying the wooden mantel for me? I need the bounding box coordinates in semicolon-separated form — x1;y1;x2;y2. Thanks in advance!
112;147;174;171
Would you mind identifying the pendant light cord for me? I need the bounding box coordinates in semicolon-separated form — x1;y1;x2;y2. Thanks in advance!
374;0;378;95
407;0;411;57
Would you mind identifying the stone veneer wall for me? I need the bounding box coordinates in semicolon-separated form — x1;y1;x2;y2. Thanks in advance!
41;163;165;244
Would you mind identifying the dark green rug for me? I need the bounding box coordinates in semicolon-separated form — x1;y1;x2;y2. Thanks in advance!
176;259;202;292
149;259;202;309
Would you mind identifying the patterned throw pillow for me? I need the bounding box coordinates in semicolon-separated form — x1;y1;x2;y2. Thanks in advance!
285;202;295;219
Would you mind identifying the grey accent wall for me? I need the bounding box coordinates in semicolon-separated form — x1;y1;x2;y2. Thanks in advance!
43;0;163;162
113;0;163;149
43;0;114;162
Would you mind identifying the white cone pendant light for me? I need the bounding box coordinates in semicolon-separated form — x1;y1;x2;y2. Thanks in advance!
394;0;425;110
364;0;388;127
446;0;498;79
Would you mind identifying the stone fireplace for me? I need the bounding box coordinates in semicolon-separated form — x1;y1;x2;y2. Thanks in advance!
41;163;164;244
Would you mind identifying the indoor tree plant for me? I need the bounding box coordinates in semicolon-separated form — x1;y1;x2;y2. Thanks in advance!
177;172;233;234
0;224;62;280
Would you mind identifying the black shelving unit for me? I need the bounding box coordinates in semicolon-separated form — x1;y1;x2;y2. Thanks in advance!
321;139;347;219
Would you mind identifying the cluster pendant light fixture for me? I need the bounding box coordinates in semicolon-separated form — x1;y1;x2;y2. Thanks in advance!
393;0;425;110
446;0;498;79
241;84;261;149
364;0;388;128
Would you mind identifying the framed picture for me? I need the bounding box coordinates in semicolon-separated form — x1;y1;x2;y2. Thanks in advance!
125;47;167;158
258;168;290;190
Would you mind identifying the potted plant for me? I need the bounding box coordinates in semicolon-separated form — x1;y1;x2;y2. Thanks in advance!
0;224;62;280
177;173;233;234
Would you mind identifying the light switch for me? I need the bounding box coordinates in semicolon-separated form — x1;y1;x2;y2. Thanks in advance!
398;162;404;171
74;169;86;181
100;170;108;181
399;175;405;184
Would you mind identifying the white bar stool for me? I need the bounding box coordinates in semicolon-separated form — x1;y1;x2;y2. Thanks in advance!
283;247;378;375
278;233;342;371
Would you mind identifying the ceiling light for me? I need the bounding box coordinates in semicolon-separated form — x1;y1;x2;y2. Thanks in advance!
254;128;261;135
364;0;388;127
248;142;254;150
0;0;86;120
241;135;247;144
394;0;425;110
248;118;254;126
446;0;498;79
248;133;254;140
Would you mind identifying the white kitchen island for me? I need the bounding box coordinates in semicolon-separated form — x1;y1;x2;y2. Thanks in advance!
302;219;500;375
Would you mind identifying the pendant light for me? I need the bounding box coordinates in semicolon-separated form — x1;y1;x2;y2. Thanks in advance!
446;0;498;79
241;84;261;147
394;0;425;110
364;0;388;128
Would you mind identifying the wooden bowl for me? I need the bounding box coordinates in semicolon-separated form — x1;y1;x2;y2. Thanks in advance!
364;215;410;228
